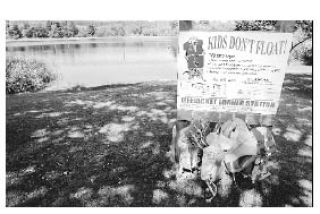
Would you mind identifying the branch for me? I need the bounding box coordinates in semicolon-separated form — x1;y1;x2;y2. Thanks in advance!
290;37;312;52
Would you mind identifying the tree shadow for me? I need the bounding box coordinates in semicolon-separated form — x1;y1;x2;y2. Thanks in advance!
6;82;181;206
282;73;312;99
6;74;312;207
56;83;142;93
255;73;313;207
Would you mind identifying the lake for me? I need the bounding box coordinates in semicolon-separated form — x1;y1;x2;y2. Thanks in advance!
6;37;178;91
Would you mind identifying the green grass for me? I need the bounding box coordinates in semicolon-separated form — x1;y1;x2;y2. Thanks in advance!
6;75;312;207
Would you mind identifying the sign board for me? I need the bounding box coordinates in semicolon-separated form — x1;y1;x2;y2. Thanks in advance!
177;32;292;122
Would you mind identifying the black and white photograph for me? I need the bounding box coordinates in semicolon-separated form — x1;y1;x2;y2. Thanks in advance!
1;0;316;209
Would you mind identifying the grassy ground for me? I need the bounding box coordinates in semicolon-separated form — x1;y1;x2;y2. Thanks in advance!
6;73;312;207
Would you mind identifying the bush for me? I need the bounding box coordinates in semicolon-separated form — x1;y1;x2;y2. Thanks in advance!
6;58;57;94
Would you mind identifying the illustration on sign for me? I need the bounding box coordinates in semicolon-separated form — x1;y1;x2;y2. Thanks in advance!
177;32;293;116
183;37;205;80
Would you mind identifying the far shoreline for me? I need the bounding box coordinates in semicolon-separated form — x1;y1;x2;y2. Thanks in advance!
6;36;178;47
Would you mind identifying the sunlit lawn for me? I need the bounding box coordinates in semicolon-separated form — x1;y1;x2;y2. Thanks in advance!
6;74;312;207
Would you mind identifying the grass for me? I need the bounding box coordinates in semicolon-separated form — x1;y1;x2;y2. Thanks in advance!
6;74;312;207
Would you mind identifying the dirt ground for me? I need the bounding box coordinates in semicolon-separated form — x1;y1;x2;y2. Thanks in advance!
6;73;312;207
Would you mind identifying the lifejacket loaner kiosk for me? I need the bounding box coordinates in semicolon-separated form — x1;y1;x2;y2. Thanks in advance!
173;31;293;200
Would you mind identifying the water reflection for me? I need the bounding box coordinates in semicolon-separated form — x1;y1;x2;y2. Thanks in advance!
6;39;178;90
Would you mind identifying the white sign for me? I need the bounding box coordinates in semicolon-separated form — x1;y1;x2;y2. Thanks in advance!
177;32;292;116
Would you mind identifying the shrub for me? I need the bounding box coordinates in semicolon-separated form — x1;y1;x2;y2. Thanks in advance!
6;58;57;94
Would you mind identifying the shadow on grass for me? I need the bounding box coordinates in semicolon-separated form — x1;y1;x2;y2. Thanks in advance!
6;74;312;207
6;82;182;207
282;73;312;99
60;83;142;93
259;72;312;207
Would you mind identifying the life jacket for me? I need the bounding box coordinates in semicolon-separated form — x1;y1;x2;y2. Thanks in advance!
201;118;276;182
183;39;204;69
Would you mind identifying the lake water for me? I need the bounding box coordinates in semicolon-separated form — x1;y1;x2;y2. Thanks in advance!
6;37;178;90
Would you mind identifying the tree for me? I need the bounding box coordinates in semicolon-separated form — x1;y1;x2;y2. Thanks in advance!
45;21;52;32
68;22;79;37
6;21;10;32
293;21;313;65
170;21;179;34
33;26;49;38
131;25;143;35
291;20;312;50
179;20;192;31
235;20;277;31
61;22;79;37
22;27;34;38
7;25;22;39
21;23;32;38
49;22;64;38
87;24;96;37
296;20;312;37
118;26;126;36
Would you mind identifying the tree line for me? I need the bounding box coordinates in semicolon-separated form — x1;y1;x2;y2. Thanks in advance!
6;21;179;39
